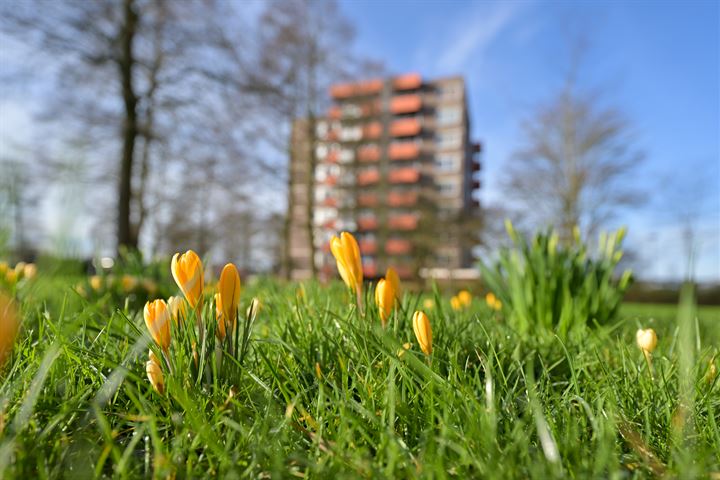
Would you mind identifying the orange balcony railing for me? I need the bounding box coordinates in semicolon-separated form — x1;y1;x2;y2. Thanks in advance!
358;145;380;162
385;239;412;255
358;216;378;231
328;105;342;119
388;143;420;160
362;262;378;278
387;191;418;207
388;214;418;230
390;118;421;137
390;94;421;114
322;197;337;207
322;175;338;186
357;169;380;186
393;73;422;90
326;150;339;163
359;239;377;254
330;78;384;99
388;167;420;184
358;193;379;207
363;122;382;140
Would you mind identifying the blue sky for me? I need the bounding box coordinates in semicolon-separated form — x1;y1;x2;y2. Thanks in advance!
338;0;719;281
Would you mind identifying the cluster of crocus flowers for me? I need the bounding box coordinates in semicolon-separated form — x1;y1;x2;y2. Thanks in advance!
485;292;502;311
0;261;37;286
374;267;401;328
450;290;472;311
330;232;363;305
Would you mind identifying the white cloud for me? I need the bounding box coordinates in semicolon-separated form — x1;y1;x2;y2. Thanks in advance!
435;2;525;73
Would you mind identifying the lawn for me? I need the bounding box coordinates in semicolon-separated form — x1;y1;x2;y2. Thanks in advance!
0;268;718;478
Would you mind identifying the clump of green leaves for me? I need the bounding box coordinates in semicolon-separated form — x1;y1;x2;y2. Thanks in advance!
480;221;632;342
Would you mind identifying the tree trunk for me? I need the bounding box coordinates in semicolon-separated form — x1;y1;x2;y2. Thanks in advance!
117;0;139;253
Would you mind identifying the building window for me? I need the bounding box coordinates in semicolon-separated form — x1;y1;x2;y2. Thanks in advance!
339;149;354;163
437;129;462;149
437;106;461;126
435;153;460;172
340;126;362;141
316;121;328;137
440;82;462;99
437;179;458;196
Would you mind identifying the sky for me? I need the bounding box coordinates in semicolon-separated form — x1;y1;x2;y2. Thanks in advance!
1;0;718;282
338;0;720;282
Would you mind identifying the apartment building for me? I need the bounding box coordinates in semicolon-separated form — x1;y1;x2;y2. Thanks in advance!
288;73;481;281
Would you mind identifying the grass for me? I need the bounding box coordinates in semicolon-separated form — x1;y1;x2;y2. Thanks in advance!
1;275;719;478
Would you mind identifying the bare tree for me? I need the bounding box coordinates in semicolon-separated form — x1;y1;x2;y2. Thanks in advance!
504;77;644;242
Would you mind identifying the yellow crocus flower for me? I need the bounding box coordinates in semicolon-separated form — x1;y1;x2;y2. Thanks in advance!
167;296;186;326
485;292;502;311
457;290;472;307
374;278;395;328
144;299;171;353
22;263;37;280
146;350;165;394
385;267;401;303
171;250;204;309
636;328;657;355
412;311;432;356
450;295;462;311
89;275;103;291
330;232;363;295
218;263;241;330
0;292;19;367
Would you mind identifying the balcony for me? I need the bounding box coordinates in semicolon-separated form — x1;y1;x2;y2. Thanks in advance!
388;214;418;230
326;150;339;163
358;193;379;207
358;145;380;162
387;191;418;207
357;169;380;186
472;178;481;189
359;239;377;254
388;143;420;160
385;239;412;255
472;160;481;173
363;122;382;140
390;118;421;137
322;197;337;207
390;94;422;114
328;105;342;119
388;167;420;184
330;78;384;99
321;175;338;186
362;262;378;278
393;73;422;91
357;216;378;231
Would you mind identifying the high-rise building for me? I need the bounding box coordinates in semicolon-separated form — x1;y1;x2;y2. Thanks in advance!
287;73;481;281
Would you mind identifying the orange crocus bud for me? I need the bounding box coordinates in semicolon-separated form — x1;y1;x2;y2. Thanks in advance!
167;296;186;326
171;250;204;309
374;278;395;328
457;290;472;307
144;299;171;352
450;296;461;311
330;232;363;295
218;263;241;334
385;267;401;303
0;292;19;367
636;328;658;355
146;350;165;395
412;311;433;356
